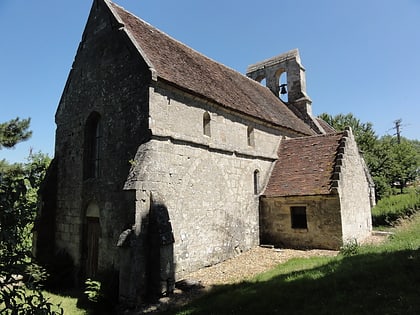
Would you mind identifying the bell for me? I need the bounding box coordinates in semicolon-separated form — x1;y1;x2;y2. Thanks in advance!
280;84;287;95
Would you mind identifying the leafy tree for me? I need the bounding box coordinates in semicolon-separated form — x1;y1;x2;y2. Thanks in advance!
386;137;419;193
318;113;419;199
0;120;62;314
318;113;377;153
409;139;420;182
0;117;32;149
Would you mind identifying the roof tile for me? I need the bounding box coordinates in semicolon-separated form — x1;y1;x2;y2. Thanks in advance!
264;133;344;197
107;1;314;135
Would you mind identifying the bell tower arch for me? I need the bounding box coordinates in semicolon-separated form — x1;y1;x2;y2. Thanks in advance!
247;49;325;134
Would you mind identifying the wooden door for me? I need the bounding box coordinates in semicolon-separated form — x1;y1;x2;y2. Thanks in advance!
85;217;100;278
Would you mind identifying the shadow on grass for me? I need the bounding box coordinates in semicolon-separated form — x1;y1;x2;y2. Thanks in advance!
167;248;420;315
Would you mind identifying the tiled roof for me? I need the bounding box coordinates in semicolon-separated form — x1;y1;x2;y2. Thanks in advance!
263;133;344;197
106;1;314;135
316;118;336;133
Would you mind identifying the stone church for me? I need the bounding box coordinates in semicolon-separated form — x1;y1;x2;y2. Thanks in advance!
35;0;374;304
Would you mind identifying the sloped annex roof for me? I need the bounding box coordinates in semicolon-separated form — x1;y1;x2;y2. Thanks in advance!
263;133;344;197
316;118;336;134
104;0;314;135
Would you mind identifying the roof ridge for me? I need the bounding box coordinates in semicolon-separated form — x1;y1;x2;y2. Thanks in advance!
103;0;314;135
283;132;344;141
103;0;156;78
107;0;247;80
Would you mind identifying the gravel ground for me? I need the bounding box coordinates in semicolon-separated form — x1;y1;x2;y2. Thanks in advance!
137;246;338;314
185;246;338;287
137;234;388;313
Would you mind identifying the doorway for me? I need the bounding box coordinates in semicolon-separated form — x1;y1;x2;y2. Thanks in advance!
84;202;101;279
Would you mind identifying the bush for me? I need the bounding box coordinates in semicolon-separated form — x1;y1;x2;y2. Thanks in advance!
372;189;420;226
77;269;119;314
1;287;64;315
339;239;359;256
84;279;102;303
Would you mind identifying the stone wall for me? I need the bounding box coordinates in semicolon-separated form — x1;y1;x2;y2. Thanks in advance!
260;195;343;250
44;0;150;282
334;129;372;244
149;82;297;157
124;83;288;280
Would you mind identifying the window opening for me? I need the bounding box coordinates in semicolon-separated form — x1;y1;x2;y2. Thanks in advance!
253;170;260;195
279;72;288;102
291;206;307;229
254;75;267;87
84;112;101;179
247;126;255;147
203;112;211;137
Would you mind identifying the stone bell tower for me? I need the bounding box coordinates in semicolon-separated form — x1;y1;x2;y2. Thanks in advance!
246;49;325;134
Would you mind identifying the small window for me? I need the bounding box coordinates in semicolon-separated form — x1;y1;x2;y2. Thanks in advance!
247;126;255;147
203;112;211;137
83;112;101;179
291;206;307;229
253;170;260;195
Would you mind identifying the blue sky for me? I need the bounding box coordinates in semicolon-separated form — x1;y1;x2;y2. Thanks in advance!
1;0;419;163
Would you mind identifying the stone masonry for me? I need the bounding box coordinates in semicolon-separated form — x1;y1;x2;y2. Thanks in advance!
35;0;373;305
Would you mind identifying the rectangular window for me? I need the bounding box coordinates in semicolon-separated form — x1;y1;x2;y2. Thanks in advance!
83;112;101;180
203;112;211;137
247;126;255;147
291;206;307;229
253;170;259;195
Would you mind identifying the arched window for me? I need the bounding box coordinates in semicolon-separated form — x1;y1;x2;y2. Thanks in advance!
247;126;255;147
253;170;260;195
279;72;288;102
203;112;211;137
83;112;101;179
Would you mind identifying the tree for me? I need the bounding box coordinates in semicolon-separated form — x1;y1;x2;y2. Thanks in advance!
387;137;419;193
0;120;62;314
318;113;377;153
0;117;32;149
318;113;420;199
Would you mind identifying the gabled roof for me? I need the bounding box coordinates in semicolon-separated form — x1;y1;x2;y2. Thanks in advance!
316;118;336;134
263;133;344;197
104;0;314;135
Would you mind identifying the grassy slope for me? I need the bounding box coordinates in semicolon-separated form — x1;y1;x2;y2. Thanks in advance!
40;192;420;314
372;189;420;226
169;213;420;315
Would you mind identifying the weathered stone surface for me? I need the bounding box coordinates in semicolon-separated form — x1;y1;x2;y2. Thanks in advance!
259;129;373;250
35;0;374;306
260;195;342;250
336;129;373;244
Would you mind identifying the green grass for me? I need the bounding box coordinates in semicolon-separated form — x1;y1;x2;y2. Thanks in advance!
9;191;418;314
42;291;86;315
0;289;86;315
372;189;420;226
166;213;420;315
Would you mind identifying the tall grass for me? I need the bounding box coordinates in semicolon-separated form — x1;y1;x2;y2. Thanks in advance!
372;189;420;226
168;213;420;315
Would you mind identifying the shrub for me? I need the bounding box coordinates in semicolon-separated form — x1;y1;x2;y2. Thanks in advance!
84;279;102;303
372;190;420;226
339;239;359;256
